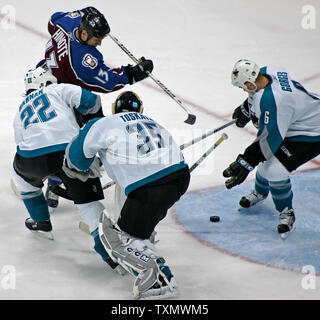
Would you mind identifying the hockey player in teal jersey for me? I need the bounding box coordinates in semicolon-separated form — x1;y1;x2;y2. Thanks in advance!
63;91;190;299
223;59;320;238
12;67;123;271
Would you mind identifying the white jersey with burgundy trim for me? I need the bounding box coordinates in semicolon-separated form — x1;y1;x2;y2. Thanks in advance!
66;112;188;195
248;66;320;160
14;83;101;158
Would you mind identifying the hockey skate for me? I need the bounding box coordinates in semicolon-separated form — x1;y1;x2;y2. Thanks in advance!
25;218;54;240
133;258;178;300
45;183;59;213
239;189;267;209
98;211;178;300
278;208;296;239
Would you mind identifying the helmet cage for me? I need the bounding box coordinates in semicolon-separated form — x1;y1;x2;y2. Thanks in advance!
112;91;143;114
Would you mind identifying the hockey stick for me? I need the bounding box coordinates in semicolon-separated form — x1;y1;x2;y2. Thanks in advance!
108;33;196;125
180;119;235;150
189;133;228;172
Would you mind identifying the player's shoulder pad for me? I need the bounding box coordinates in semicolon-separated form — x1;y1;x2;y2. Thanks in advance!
52;11;82;33
71;43;103;71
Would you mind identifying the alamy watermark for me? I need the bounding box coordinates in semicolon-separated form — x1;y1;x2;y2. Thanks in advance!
301;5;316;29
0;5;16;30
301;265;316;290
1;265;16;290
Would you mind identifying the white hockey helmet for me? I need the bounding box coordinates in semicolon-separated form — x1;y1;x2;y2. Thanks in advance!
24;67;57;92
231;59;260;92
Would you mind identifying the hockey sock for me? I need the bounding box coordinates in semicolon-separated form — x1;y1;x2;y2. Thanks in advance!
254;172;269;196
91;228;112;262
22;192;50;222
269;178;293;212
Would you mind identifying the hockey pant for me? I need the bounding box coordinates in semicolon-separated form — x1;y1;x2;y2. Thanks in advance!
254;138;320;212
117;166;190;239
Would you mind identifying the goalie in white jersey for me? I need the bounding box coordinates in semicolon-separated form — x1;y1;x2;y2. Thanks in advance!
223;59;320;238
63;91;190;299
12;67;124;271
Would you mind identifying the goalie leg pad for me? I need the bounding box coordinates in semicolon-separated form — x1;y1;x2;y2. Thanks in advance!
98;211;158;276
98;211;178;299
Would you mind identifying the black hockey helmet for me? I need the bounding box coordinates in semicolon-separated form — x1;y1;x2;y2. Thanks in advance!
79;11;110;39
112;91;143;114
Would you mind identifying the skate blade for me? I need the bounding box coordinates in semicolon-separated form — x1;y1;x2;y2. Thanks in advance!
280;226;296;240
30;230;54;240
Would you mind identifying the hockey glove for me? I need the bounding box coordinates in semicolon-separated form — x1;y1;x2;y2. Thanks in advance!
232;99;250;128
62;156;102;182
125;57;153;85
223;155;255;189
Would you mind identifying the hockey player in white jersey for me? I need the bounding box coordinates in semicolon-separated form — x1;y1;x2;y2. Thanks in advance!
223;59;320;238
12;67;122;271
63;91;190;299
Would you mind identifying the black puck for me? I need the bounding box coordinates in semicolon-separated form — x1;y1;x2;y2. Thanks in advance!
210;215;220;222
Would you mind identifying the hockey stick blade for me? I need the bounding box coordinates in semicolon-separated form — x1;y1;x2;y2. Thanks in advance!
79;221;91;235
109;33;196;125
184;113;196;125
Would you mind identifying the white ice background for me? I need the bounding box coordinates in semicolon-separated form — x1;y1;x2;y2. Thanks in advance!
0;0;320;299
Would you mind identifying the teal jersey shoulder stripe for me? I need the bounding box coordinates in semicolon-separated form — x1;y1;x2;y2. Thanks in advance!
125;162;188;196
68;117;102;170
76;89;98;114
258;83;283;154
260;66;267;75
17;143;68;158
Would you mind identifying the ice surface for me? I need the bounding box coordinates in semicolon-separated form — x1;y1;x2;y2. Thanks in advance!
0;0;320;300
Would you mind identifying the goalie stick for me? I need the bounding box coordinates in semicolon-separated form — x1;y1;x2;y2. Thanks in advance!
108;33;196;125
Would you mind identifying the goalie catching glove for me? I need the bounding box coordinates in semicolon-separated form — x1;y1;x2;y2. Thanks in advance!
62;156;102;182
223;155;255;189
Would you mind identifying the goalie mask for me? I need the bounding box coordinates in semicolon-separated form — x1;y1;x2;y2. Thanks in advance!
231;59;260;93
112;91;143;114
24;67;57;92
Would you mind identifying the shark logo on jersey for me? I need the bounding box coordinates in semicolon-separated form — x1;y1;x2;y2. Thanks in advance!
82;54;98;69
